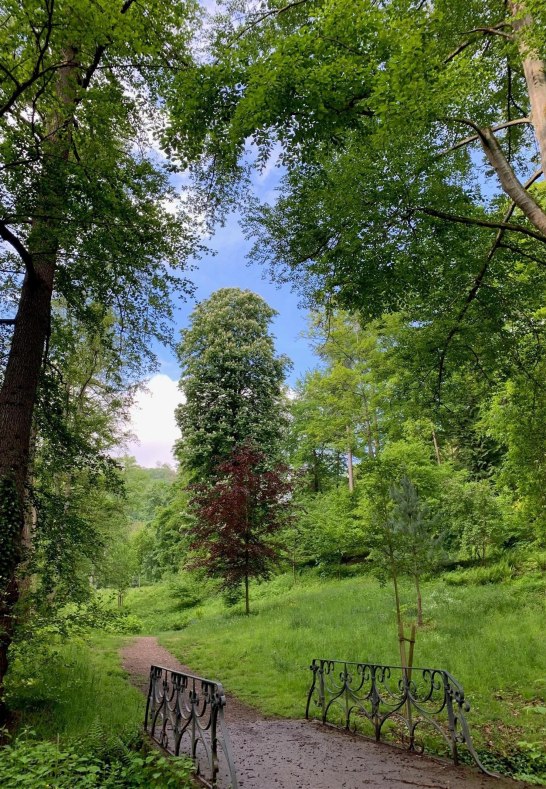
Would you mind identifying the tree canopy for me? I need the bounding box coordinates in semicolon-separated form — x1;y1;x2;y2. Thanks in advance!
175;288;290;479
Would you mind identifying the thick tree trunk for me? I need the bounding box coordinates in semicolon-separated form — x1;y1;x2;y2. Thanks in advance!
0;264;55;720
0;47;78;718
512;4;546;178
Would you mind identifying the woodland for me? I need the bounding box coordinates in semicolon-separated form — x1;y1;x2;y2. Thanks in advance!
0;0;545;785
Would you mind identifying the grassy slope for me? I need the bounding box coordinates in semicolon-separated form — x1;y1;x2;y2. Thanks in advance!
124;572;546;763
9;633;144;739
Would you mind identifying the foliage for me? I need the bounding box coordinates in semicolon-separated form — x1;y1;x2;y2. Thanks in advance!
189;444;293;612
294;486;363;567
175;288;290;479
121;458;177;525
176;0;546;343
135;476;193;583
0;732;194;788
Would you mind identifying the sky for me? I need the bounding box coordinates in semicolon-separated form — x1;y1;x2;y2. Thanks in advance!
123;165;318;467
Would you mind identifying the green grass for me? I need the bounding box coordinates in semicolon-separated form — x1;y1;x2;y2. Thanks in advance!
6;633;195;787
123;569;546;770
8;633;144;739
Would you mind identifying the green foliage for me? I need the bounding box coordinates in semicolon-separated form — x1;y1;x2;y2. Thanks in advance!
176;288;290;479
120;574;210;633
295;487;364;566
0;728;193;788
121;459;177;525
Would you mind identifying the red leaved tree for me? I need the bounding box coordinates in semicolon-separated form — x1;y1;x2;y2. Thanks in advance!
189;444;293;614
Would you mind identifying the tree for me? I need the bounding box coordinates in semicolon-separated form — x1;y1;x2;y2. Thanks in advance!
175;288;290;479
0;0;201;710
188;444;293;614
389;477;440;627
170;0;546;404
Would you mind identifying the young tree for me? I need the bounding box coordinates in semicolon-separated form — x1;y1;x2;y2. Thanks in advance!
188;444;293;614
175;288;290;479
389;476;440;627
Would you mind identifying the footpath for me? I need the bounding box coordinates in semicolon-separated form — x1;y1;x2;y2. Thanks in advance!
121;637;528;789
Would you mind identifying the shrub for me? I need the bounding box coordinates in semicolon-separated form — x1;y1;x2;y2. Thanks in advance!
0;732;194;788
0;731;193;789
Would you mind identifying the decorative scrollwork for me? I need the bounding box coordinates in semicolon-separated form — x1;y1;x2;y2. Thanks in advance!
145;664;238;788
305;657;494;776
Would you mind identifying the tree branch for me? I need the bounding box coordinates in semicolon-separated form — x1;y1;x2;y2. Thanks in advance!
229;0;312;43
0;0;56;119
80;0;138;89
444;22;513;63
442;117;531;154
0;319;16;326
434;166;543;398
449;119;546;235
417;206;546;244
0;221;33;272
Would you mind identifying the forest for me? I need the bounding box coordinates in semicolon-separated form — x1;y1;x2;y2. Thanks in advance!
0;0;545;786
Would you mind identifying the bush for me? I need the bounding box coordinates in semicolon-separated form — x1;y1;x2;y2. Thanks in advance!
0;731;194;788
445;560;515;586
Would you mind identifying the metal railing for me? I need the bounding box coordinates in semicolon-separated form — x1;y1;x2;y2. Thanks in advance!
145;664;238;788
305;657;494;776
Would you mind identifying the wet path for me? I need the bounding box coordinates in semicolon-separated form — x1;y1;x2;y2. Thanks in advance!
120;637;528;789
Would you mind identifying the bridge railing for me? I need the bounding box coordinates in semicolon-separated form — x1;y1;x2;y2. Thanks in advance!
144;664;238;788
305;657;494;776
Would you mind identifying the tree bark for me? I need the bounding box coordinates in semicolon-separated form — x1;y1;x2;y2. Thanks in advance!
432;429;441;465
512;4;546;179
415;574;423;627
244;573;250;615
0;47;79;718
347;444;354;493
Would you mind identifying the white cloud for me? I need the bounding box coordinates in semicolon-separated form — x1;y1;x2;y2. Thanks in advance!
123;374;183;467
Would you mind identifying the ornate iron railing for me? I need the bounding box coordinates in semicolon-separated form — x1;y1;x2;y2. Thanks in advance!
145;664;238;789
306;657;494;776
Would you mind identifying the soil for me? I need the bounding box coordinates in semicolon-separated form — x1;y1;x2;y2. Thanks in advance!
120;637;530;789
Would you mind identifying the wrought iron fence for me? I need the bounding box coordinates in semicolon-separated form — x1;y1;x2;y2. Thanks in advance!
306;657;494;776
145;664;238;789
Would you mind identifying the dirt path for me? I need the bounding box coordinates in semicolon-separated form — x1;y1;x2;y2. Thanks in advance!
120;637;528;789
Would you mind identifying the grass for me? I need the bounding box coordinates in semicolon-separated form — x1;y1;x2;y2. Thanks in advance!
123;568;546;775
6;633;196;787
8;633;144;739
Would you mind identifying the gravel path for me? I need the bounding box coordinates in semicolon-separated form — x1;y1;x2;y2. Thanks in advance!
120;637;529;789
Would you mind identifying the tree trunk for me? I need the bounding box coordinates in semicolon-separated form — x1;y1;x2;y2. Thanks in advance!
512;4;546;179
415;574;423;626
432;429;441;465
312;449;321;493
0;47;79;718
347;445;354;493
244;573;250;615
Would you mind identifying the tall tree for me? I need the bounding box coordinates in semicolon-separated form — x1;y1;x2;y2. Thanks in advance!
175;288;290;479
169;0;546;398
0;0;200;709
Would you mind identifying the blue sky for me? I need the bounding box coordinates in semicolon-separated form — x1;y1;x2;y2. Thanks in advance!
159;203;315;387
126;164;319;467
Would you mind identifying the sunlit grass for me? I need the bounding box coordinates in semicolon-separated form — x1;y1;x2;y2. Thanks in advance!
124;570;545;759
